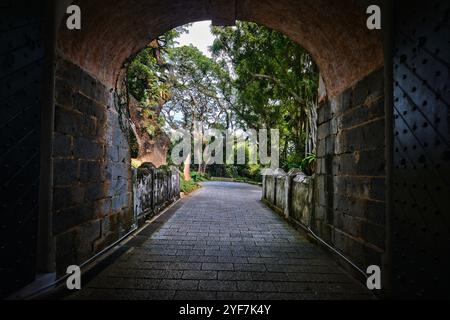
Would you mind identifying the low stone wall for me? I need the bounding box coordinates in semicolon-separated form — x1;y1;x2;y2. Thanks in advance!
263;69;386;281
262;169;314;229
133;165;180;224
53;58;134;276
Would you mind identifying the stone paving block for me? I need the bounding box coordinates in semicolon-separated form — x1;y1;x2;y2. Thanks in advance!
233;263;266;272
68;182;373;300
217;256;248;263
256;292;317;300
182;270;218;280
134;278;162;290
251;272;289;281
204;249;232;256
201;263;234;271
217;291;259;300
285;272;352;283
218;271;252;281
146;289;176;300
134;269;184;279
158;279;199;291
174;290;217;300
237;281;277;292
188;255;219;263
198;280;237;291
176;249;205;256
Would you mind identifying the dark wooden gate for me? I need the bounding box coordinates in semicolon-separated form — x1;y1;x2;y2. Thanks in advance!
0;0;45;298
393;0;450;298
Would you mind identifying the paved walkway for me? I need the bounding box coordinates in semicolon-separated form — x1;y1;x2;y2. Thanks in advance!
68;182;372;300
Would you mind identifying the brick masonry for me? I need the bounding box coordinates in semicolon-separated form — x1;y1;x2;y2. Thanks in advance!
53;58;134;275
56;0;383;97
314;68;385;270
263;69;385;275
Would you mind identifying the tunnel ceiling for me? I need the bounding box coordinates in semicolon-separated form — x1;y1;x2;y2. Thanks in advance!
57;0;383;97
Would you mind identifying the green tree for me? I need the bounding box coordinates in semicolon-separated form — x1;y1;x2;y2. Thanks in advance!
211;22;319;171
162;45;233;177
125;26;189;164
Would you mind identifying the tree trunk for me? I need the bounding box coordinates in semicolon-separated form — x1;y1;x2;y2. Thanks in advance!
184;153;191;181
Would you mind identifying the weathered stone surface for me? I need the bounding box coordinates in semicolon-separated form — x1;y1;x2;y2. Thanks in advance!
313;68;386;271
291;176;314;226
262;69;386;277
53;133;73;158
56;0;383;97
275;176;286;210
133;165;180;223
67;182;373;300
53;59;134;276
263;169;314;227
53;159;79;187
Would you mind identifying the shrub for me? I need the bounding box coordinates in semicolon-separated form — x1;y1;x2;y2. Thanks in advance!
190;171;210;182
180;177;199;193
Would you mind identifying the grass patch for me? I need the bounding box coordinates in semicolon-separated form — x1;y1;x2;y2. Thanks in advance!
131;159;142;169
180;177;200;194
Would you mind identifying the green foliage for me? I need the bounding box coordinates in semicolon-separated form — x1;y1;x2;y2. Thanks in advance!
211;22;319;172
300;153;317;175
162;45;232;130
125;26;190;147
126;22;318;179
129;127;139;159
126;26;189;107
180;175;200;193
190;171;210;182
127;49;159;105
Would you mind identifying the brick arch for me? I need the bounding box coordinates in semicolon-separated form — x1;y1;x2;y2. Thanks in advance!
51;0;388;281
57;0;383;97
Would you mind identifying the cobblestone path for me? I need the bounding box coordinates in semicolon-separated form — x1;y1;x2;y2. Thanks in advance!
68;182;373;300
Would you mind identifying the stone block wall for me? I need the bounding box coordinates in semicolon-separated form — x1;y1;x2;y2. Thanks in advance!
264;176;276;205
262;68;385;275
314;68;385;270
133;165;180;224
53;58;133;275
262;169;314;226
290;174;314;226
275;175;286;210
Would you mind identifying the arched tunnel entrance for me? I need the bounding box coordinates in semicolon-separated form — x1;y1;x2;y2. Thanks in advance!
48;0;387;297
1;0;449;300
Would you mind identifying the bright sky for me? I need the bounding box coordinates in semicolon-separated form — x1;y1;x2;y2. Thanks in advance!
175;21;215;57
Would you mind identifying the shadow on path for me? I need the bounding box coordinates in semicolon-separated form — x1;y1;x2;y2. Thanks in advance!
67;182;373;300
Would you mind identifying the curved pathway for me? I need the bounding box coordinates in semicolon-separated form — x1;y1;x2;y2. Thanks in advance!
69;182;372;300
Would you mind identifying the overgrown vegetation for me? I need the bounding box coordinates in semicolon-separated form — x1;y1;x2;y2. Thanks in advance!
179;171;210;193
180;175;199;193
211;22;318;173
125;22;319;182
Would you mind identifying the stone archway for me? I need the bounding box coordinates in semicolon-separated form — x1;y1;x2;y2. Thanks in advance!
57;0;382;97
51;0;385;280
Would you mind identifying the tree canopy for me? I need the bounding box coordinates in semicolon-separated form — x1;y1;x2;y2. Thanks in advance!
211;22;319;169
125;21;319;178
